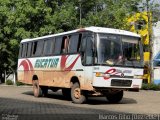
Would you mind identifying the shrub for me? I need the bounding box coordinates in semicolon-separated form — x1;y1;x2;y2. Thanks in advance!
141;83;150;90
150;83;160;90
16;81;25;86
6;80;14;85
142;83;160;91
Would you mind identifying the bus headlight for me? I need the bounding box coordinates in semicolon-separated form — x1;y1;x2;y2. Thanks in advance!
95;72;110;78
96;72;103;77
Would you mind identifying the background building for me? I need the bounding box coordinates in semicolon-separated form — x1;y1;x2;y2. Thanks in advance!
153;21;160;84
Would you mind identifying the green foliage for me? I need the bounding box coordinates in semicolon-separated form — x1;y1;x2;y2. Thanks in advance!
16;81;25;86
6;79;14;85
142;83;160;90
81;0;142;29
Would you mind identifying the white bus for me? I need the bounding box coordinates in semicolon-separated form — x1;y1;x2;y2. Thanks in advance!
17;26;144;104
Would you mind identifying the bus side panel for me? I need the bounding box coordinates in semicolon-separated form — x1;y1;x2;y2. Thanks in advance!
17;70;33;84
42;71;55;86
41;71;85;88
42;71;67;87
17;55;94;90
17;58;33;84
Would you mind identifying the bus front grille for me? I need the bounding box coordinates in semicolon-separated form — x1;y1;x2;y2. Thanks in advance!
111;79;132;87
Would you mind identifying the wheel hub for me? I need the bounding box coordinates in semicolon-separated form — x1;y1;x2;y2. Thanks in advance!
74;88;81;99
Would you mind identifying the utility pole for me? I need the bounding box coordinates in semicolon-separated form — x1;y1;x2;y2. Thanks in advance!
79;0;82;26
146;0;153;83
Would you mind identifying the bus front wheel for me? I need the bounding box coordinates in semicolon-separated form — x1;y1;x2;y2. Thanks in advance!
71;82;87;104
106;90;123;103
32;80;42;97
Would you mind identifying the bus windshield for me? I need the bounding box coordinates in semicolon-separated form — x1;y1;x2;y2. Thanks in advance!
97;34;143;67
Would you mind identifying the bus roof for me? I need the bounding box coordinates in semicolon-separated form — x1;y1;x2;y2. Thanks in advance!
21;26;140;43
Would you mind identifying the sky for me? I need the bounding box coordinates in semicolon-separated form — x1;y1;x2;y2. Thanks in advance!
141;0;160;9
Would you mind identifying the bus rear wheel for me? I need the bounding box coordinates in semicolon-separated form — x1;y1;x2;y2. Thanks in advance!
41;86;48;97
32;80;42;97
71;82;86;104
106;90;123;103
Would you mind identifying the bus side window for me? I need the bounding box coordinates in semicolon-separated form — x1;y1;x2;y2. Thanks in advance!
80;35;87;53
80;32;94;65
85;36;94;65
77;34;82;52
19;44;23;58
68;34;81;53
43;38;55;55
32;41;37;56
32;40;43;56
79;35;87;65
22;43;27;58
61;36;69;54
54;37;62;55
27;42;32;57
25;43;29;57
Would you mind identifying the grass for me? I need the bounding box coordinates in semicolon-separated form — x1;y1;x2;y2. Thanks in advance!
16;81;25;86
5;80;27;86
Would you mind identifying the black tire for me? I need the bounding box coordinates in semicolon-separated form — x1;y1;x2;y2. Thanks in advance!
106;90;123;103
62;88;71;100
71;82;86;104
40;86;48;97
32;80;42;97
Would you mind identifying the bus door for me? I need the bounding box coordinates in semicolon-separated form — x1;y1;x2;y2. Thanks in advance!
80;33;94;90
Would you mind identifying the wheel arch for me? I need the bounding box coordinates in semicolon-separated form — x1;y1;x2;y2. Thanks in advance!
32;74;38;81
70;76;80;87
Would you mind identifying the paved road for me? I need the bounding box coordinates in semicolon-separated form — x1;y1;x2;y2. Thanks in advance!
0;86;160;120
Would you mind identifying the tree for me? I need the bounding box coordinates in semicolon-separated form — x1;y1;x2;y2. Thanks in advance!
0;0;82;82
0;0;60;82
139;0;160;83
80;0;141;29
